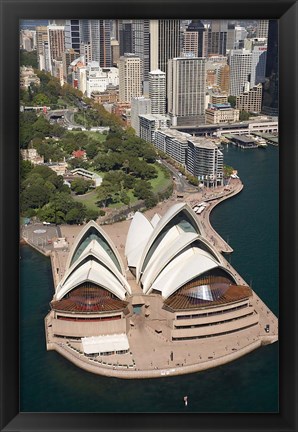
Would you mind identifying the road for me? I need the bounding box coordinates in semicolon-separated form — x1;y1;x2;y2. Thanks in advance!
159;160;198;194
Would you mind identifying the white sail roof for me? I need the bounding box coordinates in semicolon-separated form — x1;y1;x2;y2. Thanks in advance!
56;259;127;301
125;212;154;267
66;220;126;275
151;247;219;298
151;213;161;227
136;202;201;281
141;232;199;294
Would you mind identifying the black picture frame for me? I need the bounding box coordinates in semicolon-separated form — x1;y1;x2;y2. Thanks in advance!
1;0;297;431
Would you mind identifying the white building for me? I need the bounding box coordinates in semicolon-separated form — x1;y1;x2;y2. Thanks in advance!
229;49;252;96
186;137;223;187
167;56;206;127
250;42;267;86
256;20;269;39
149;69;166;115
139;114;170;143
84;62;119;98
118;54;142;103
154;128;191;166
131;97;151;136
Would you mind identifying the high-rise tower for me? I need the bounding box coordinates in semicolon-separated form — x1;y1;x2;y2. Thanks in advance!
119;53;142;103
167;56;206;126
149;69;166;115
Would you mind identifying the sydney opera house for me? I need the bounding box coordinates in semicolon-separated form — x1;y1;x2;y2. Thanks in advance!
45;203;278;378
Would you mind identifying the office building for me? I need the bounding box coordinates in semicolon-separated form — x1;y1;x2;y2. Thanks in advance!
229;49;252;96
132;20;150;89
234;26;248;49
111;40;120;66
250;42;267;86
183;20;207;57
88;20;112;67
208;20;228;56
262;20;278;116
218;64;230;93
64;20;80;51
167;57;206;126
118;54;142;103
149;20;181;73
256;20;269;39
227;23;236;51
236;83;263;113
119;20;133;56
149;69;166;115
62;48;80;82
131;97;151;136
36;26;48;69
80;42;92;64
47;25;65;74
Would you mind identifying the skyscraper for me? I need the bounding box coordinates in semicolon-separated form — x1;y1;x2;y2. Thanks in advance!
119;20;133;56
150;20;181;73
62;48;80;82
229;49;252;96
250;41;267;86
262;20;278;116
256;20;269;39
184;20;207;57
47;25;65;74
167;56;206;126
149;69;166;115
118;53;142;103
88;20;112;67
208;20;228;56
36;26;48;69
64;20;80;51
132;20;150;89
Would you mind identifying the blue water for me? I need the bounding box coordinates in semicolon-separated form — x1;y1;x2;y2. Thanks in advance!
20;145;278;413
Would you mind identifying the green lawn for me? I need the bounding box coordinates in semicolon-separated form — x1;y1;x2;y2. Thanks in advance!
68;130;107;143
150;163;172;193
73;190;100;212
74;162;171;212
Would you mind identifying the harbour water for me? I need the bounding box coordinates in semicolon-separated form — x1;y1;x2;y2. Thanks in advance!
20;145;278;413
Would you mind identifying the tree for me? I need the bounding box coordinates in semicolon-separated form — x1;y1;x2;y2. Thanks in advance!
20;159;34;181
133;180;153;200
228;96;236;108
20;50;38;68
71;178;92;195
33;93;50;106
85;208;100;222
65;204;86;224
86;141;99;159
239;110;250;121
224;165;234;177
96;182;118;207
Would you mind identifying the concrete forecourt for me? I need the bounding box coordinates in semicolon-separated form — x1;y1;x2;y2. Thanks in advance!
40;181;278;379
